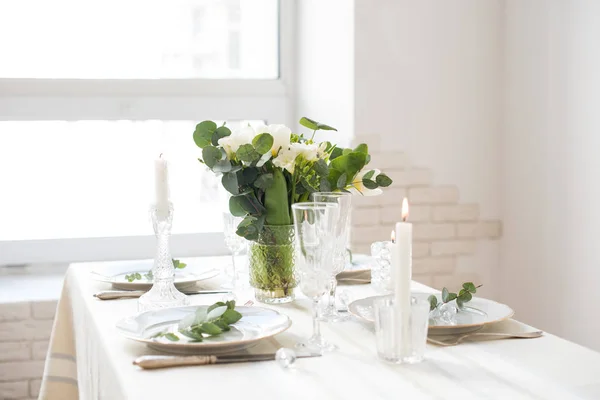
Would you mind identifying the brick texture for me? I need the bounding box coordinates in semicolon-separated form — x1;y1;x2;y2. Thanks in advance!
0;303;30;322
29;378;42;398
0;380;29;399
350;137;501;292
31;301;57;320
0;342;31;362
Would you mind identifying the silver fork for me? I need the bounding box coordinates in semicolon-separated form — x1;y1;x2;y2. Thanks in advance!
428;330;543;346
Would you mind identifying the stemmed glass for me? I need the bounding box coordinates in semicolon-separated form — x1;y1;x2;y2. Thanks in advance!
292;202;339;352
311;192;352;321
222;212;246;289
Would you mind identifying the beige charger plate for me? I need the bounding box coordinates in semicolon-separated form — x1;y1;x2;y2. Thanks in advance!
116;306;292;355
90;258;220;290
348;292;514;335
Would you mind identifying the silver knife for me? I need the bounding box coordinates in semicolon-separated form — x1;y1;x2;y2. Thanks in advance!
133;353;321;369
94;289;230;300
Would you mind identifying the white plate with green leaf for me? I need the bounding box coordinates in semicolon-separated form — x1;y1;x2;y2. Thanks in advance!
116;302;292;354
90;259;220;291
348;292;514;335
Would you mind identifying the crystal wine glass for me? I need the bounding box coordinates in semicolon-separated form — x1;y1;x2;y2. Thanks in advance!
222;212;246;289
311;192;352;321
292;202;339;352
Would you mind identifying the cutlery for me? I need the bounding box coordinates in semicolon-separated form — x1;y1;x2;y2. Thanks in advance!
94;289;230;300
427;330;543;346
133;353;321;369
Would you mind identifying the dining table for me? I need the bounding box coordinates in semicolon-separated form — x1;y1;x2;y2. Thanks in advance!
40;256;600;400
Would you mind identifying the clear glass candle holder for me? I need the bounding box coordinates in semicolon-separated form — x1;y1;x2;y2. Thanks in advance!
371;241;393;293
374;296;430;364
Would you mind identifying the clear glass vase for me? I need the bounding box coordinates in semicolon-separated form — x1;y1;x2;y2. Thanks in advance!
249;225;296;304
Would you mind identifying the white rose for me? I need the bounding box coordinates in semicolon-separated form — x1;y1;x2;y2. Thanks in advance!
272;146;300;174
254;124;292;156
218;126;254;157
290;142;319;162
347;169;383;196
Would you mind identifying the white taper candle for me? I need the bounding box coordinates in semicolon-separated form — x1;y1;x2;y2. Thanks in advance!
155;155;170;218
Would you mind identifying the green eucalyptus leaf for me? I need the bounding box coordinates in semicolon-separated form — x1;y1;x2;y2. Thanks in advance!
375;174;393;187
300;177;317;193
336;173;347;189
362;179;379;190
164;333;180;342
252;133;274;155
222;172;239;195
442;287;450;303
362;170;375;180
447;292;458;302
226;300;236;310
314;159;329;176
428;295;438;311
254;173;274;189
236;144;258;162
460;291;473;302
212;160;233;173
200;322;222;336
235;215;264;241
241;168;259;185
456;297;464;309
193;121;217;148
212;126;232;146
221;308;243;324
463;282;476;292
320;177;332;192
229;196;247;217
202;146;222;168
179;330;203;342
299;117;319;130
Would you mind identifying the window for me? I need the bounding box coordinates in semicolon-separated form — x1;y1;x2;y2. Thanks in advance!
0;0;293;265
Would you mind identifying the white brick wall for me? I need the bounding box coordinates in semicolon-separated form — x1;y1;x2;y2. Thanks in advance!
351;138;501;290
0;300;57;400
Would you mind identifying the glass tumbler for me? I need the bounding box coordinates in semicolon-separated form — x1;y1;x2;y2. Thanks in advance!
374;296;430;364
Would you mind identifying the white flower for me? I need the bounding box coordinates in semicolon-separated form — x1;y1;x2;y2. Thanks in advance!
316;142;328;159
254;124;292;156
218;126;254;157
272;146;299;174
290;142;319;162
347;169;383;196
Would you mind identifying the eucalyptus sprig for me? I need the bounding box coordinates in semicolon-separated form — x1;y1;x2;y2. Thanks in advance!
153;300;243;342
428;282;482;311
125;259;187;282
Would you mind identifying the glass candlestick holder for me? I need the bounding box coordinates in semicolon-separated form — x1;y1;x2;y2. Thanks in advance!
138;203;189;312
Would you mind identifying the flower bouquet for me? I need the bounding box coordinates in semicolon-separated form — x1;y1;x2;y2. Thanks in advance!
194;117;392;303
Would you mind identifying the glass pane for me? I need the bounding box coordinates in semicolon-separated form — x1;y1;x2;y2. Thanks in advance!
0;120;263;240
0;0;278;79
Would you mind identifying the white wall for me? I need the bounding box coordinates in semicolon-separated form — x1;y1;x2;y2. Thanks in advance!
501;0;600;350
354;0;503;296
294;0;354;146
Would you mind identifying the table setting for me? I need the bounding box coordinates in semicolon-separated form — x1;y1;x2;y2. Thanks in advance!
39;118;600;400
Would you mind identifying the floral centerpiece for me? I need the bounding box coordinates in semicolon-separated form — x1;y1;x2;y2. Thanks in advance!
193;117;392;303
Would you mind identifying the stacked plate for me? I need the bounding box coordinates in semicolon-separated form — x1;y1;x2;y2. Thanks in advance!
348;292;514;335
116;305;291;354
90;258;220;290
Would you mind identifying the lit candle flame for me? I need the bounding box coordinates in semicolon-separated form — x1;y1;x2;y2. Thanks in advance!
391;230;396;243
402;198;409;222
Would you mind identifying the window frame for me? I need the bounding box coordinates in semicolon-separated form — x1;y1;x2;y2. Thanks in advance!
0;0;295;265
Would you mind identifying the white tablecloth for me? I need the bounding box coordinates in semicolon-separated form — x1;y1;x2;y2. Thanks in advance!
41;258;600;400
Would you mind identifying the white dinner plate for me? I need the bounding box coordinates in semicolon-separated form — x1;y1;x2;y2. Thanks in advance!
348;292;514;335
90;258;220;290
116;305;291;354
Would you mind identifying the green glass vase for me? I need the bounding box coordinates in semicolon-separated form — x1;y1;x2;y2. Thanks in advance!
249;224;296;304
